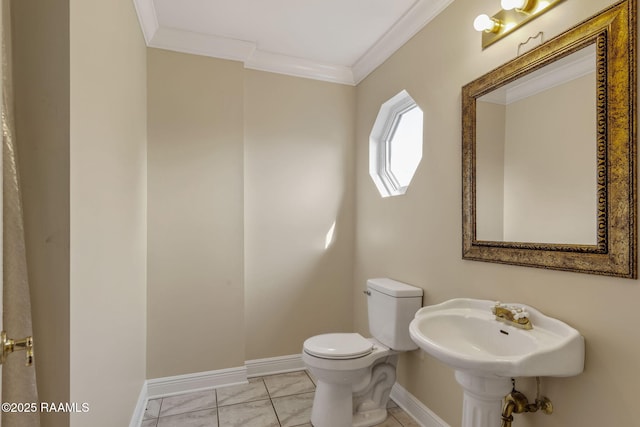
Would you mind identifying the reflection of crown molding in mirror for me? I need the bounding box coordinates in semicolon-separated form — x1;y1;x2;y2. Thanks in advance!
462;0;637;278
479;45;595;105
479;0;566;49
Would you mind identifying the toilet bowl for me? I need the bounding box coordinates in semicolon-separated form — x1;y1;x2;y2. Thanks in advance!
301;278;423;427
303;334;398;427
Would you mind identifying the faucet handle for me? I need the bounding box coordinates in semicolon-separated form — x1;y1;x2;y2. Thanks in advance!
492;302;533;329
512;307;529;320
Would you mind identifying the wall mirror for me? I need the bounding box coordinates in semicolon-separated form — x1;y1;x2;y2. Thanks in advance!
462;0;637;278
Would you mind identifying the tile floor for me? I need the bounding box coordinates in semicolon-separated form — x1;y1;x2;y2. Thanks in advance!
142;370;421;427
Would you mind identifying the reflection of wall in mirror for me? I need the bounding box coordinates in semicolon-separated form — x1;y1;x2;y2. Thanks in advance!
476;102;505;241
476;73;596;244
505;73;596;244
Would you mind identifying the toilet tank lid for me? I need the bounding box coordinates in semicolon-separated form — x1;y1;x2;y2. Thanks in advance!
367;278;423;297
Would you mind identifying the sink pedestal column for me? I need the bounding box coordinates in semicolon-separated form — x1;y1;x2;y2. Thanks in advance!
454;371;511;427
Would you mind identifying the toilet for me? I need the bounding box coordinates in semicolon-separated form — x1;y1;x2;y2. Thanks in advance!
302;278;423;427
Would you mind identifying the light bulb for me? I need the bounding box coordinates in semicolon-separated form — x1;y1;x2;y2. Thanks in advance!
473;14;499;33
501;0;536;11
501;0;526;10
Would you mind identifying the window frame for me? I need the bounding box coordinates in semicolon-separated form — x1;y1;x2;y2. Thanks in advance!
369;90;423;197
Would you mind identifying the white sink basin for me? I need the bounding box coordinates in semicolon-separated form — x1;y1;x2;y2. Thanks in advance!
409;298;584;378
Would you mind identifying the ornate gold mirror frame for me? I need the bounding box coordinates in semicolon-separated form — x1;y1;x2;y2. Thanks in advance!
462;0;637;278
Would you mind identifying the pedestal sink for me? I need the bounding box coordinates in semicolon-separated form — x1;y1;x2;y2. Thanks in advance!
409;298;584;427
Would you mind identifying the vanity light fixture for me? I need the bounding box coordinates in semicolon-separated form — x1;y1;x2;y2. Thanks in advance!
474;0;565;49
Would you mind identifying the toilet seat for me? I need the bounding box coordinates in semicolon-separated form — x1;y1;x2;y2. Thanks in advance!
303;333;374;359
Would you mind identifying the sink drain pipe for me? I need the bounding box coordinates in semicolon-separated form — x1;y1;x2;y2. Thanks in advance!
500;377;553;427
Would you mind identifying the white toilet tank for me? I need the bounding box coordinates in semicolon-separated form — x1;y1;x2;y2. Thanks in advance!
367;278;423;351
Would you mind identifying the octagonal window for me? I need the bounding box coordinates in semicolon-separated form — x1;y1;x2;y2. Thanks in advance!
369;90;423;197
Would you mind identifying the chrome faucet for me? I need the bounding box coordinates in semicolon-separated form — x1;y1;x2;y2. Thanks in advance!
492;302;532;330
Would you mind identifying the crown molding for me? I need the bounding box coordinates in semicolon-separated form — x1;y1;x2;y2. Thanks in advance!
133;0;454;86
149;26;256;63
352;0;455;84
480;45;596;105
504;46;595;104
245;50;355;85
132;0;158;45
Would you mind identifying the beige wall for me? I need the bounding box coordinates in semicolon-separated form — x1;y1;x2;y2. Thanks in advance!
147;49;246;377
69;0;147;425
146;51;356;376
244;70;356;359
12;0;71;425
14;0;147;424
354;0;639;426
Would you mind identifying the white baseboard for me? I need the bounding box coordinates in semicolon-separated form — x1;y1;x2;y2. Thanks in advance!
245;354;305;377
147;366;248;398
131;354;448;427
130;357;303;427
390;382;450;427
129;381;148;427
129;366;248;427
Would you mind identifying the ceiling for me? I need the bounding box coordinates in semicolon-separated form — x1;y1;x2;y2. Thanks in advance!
133;0;454;85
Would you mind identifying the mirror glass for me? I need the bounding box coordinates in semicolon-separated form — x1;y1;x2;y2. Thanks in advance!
475;45;597;244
